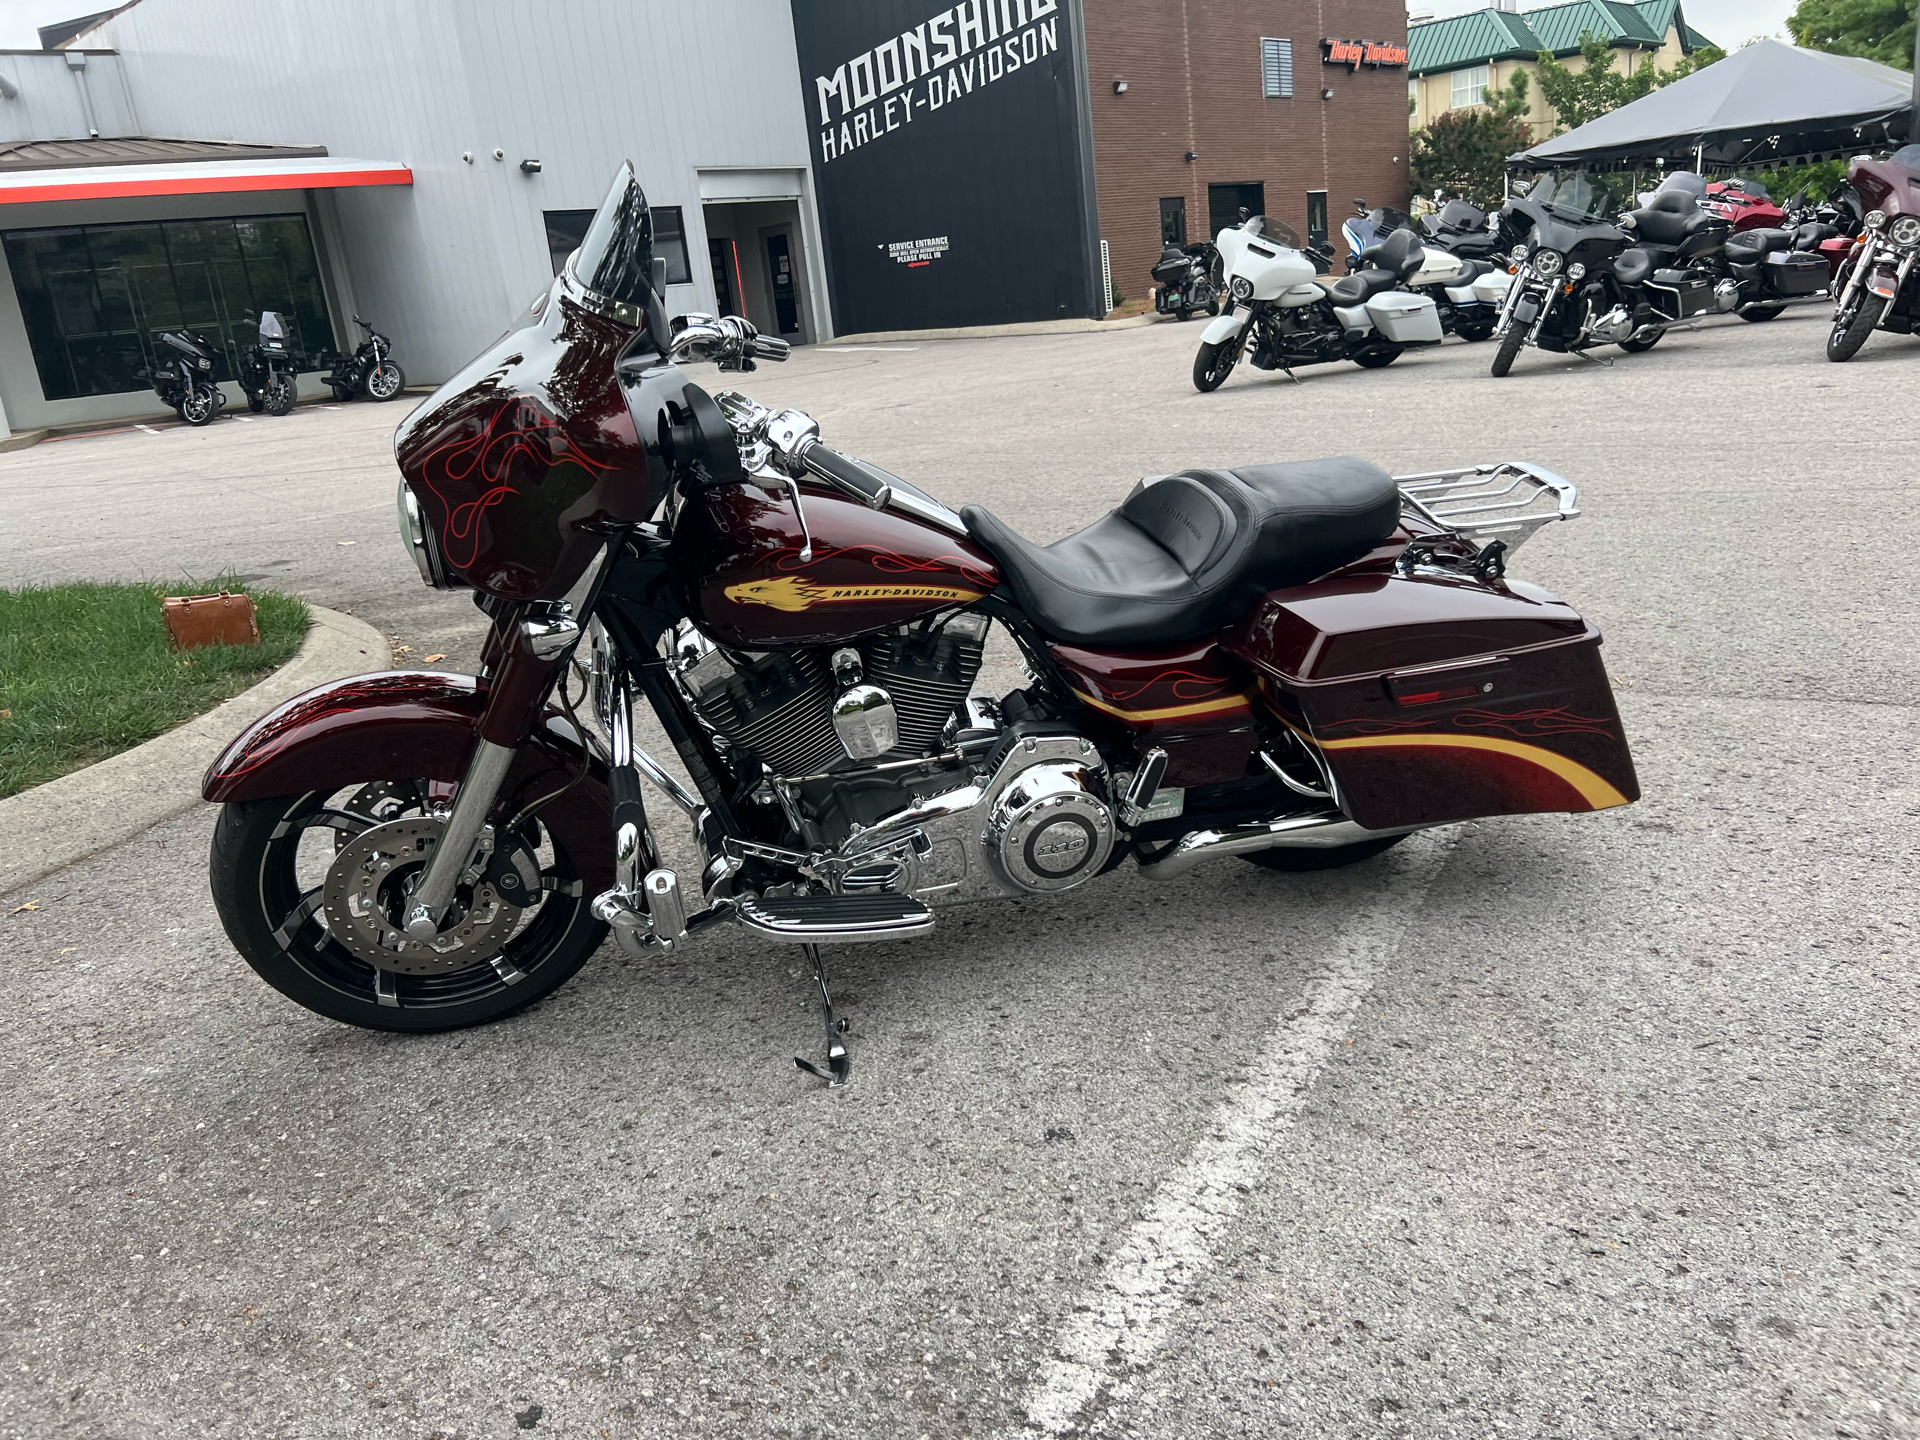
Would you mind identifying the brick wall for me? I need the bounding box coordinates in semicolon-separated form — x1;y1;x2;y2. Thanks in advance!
1084;0;1412;303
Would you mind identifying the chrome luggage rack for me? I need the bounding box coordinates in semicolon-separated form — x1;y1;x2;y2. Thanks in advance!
1393;461;1580;555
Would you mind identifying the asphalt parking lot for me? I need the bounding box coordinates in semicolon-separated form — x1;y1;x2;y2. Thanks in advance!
1;308;1915;1440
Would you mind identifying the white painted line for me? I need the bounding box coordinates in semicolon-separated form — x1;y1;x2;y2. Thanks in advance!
822;344;920;351
1018;838;1453;1435
133;424;162;435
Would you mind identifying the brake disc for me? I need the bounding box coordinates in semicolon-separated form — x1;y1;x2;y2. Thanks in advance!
321;816;522;975
333;780;423;852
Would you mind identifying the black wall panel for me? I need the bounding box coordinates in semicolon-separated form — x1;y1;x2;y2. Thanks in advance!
790;0;1099;335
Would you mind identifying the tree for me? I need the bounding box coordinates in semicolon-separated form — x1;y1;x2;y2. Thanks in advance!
1787;0;1915;68
1534;33;1726;134
1411;111;1534;207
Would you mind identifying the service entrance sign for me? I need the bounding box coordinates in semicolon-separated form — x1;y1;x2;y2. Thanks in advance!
791;0;1099;335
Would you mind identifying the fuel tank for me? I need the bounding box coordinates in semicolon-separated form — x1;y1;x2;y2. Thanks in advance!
674;479;1001;649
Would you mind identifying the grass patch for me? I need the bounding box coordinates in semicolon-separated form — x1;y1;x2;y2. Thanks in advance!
0;580;309;799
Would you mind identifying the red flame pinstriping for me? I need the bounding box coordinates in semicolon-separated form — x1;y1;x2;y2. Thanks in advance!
767;543;997;588
413;400;613;569
1317;706;1616;739
1095;668;1235;704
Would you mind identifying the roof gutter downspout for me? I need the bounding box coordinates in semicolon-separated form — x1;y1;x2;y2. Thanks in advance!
64;51;99;138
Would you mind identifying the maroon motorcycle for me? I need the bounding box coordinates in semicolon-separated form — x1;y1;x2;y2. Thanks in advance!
1828;144;1920;361
204;166;1639;1083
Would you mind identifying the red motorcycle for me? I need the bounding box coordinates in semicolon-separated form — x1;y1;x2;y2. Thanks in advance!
1701;177;1784;232
1828;145;1920;361
203;166;1639;1083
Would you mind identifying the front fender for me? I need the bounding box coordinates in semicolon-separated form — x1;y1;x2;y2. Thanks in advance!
203;670;613;891
1201;310;1248;345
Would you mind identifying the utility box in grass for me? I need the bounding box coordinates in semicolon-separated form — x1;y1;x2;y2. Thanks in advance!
162;592;259;651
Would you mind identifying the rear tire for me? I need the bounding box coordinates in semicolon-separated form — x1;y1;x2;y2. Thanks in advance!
1456;322;1494;343
1241;834;1407;872
1175;307;1192;321
1351;346;1400;369
1739;303;1786;323
1827;293;1885;362
1192;338;1238;392
209;789;606;1034
1489;324;1525;377
1618;329;1663;353
328;381;354;403
247;395;266;414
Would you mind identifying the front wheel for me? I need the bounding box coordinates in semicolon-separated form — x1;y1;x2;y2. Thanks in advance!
1618;329;1663;353
208;783;606;1032
1489;324;1526;377
179;386;218;426
1242;834;1407;872
1192;338;1239;392
265;375;297;416
1827;293;1885;362
366;360;406;401
1739;303;1786;323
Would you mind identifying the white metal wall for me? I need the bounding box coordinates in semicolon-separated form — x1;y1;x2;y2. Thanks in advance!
84;0;830;386
0;51;141;143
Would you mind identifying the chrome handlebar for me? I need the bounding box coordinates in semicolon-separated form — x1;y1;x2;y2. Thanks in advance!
711;390;890;511
667;313;790;371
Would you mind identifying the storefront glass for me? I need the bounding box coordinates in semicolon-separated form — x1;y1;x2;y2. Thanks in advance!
4;213;337;401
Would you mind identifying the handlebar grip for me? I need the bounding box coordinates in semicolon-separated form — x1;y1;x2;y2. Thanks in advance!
801;443;891;510
752;335;791;363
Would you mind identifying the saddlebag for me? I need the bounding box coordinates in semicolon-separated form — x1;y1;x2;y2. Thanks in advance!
1363;291;1444;343
1226;574;1639;831
1764;251;1828;296
1649;268;1712;318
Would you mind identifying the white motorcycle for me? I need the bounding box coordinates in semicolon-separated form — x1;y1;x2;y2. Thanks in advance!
1192;218;1444;392
1402;245;1512;342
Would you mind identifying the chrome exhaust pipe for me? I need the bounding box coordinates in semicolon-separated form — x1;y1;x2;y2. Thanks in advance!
1136;812;1425;882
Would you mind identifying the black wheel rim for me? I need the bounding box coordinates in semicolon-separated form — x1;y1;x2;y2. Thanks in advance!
253;787;589;1014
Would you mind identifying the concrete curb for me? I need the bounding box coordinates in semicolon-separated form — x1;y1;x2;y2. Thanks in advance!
0;606;391;899
827;313;1162;345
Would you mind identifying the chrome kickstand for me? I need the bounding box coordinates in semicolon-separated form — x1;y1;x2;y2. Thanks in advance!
794;943;852;1088
1571;346;1615;367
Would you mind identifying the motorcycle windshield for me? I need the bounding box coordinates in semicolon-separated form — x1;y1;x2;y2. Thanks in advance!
1655;171;1707;200
572;164;656;311
1525;171;1625;222
1890;144;1920;173
1369;207;1412;233
258;311;289;341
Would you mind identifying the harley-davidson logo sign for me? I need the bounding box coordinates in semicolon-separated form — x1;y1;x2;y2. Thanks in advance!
723;575;986;611
1322;38;1407;69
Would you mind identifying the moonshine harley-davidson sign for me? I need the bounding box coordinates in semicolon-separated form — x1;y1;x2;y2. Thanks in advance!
790;0;1099;334
1322;38;1408;69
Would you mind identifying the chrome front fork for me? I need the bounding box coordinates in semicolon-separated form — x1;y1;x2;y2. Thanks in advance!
590;670;688;954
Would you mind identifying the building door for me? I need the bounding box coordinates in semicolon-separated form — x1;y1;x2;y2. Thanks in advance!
764;231;800;336
1208;183;1266;240
1159;197;1187;246
708;237;741;318
1306;191;1329;251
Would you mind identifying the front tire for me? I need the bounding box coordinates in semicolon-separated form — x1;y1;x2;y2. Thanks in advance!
209;786;606;1033
1241;834;1407;872
367;360;406;401
1489;324;1525;377
266;375;297;416
1192;338;1239;392
179;386;218;426
1827;293;1885;362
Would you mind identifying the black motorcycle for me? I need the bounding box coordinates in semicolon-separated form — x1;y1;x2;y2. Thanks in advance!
1420;197;1506;262
1489;171;1725;376
238;311;299;416
327;315;406;402
146;330;227;426
1150;241;1223;319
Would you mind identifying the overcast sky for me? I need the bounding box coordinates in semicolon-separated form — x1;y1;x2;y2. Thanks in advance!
1409;0;1800;51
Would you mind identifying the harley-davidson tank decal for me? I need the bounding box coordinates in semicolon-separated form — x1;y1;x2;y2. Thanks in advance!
723;574;987;611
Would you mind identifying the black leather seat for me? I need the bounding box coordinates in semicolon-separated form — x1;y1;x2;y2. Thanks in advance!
1358;228;1427;280
1614;247;1655;286
1794;221;1839;249
960;459;1401;647
1727;227;1793;261
1326;268;1397;304
1627;189;1710;246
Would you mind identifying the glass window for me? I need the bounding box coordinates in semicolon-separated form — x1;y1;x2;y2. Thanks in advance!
1159;196;1186;246
547;204;690;284
1450;65;1489;109
1260;38;1294;99
651;206;692;286
4;213;337;402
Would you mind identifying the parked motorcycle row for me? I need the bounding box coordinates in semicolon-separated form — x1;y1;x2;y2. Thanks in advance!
1172;145;1918;393
142;312;407;426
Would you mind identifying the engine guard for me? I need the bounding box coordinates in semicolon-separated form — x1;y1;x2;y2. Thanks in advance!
203;669;614;891
1200;310;1248;345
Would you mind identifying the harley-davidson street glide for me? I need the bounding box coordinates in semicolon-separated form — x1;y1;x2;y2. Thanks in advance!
204;167;1639;1084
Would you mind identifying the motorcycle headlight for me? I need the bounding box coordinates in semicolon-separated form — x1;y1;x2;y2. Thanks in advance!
1866;209;1886;229
1510;241;1530;262
1890;216;1920;247
1230;275;1254;301
1531;248;1563;278
396;481;465;591
1566;262;1587;281
197;358;211;371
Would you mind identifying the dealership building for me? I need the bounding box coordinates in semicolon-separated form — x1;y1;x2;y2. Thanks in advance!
0;0;1409;435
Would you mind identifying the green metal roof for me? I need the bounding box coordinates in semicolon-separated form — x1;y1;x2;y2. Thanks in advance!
1409;0;1715;77
1408;10;1546;75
